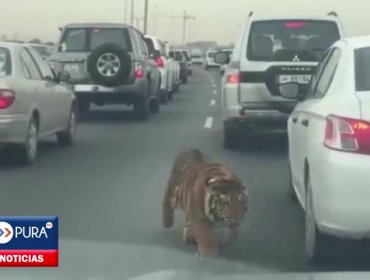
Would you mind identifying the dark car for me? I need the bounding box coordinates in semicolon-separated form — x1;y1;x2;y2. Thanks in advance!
169;50;188;84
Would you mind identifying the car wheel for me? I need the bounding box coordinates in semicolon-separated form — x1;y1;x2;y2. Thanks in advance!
134;94;150;121
288;163;298;203
15;116;38;165
150;97;160;114
305;173;330;263
223;122;241;150
87;43;131;87
57;105;77;146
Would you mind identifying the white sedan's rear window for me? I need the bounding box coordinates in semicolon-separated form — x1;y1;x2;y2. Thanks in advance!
355;47;370;91
0;47;10;77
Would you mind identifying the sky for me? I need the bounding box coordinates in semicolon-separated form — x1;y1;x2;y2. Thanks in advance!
1;0;370;44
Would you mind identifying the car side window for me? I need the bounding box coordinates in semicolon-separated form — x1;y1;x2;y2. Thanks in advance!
26;47;54;80
129;29;143;56
137;33;149;56
19;48;42;80
312;48;341;99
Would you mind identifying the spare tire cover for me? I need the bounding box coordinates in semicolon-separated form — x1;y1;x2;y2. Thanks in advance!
87;43;132;87
265;64;317;96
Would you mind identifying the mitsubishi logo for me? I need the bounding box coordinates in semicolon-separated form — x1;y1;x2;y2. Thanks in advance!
292;55;300;62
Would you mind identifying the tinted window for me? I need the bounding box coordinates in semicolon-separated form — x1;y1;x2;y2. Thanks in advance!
192;54;202;58
59;28;86;52
91;28;131;51
59;28;131;52
26;47;54;80
0;47;11;77
181;50;191;61
355;47;370;91
20;48;42;79
247;20;340;62
171;51;183;61
137;33;149;56
144;38;156;55
208;52;216;58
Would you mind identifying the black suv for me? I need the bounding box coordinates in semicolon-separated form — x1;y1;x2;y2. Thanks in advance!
50;23;161;121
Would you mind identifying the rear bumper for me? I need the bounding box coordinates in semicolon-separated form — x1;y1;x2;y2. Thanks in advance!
73;78;148;104
0;114;28;144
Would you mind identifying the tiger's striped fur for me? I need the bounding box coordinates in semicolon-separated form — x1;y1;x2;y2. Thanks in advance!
162;149;248;256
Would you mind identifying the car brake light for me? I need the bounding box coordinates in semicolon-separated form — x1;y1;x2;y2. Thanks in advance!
227;71;240;84
134;62;144;78
324;114;370;154
0;90;15;109
155;56;165;68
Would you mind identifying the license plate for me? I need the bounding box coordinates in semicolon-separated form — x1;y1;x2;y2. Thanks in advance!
279;75;311;84
74;85;115;92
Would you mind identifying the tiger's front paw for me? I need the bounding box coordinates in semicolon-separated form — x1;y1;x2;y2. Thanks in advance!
183;226;196;244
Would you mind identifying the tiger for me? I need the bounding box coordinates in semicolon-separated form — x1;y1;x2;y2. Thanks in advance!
162;149;248;257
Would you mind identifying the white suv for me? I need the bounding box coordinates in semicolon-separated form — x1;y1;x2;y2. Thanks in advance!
217;12;344;149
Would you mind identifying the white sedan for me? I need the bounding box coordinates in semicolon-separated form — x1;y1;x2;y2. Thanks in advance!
279;36;370;262
0;42;76;165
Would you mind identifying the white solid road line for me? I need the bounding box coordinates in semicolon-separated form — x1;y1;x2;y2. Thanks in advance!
210;99;216;106
204;117;214;129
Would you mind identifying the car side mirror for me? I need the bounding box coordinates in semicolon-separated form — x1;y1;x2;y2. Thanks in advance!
279;82;306;101
58;71;71;83
214;52;230;65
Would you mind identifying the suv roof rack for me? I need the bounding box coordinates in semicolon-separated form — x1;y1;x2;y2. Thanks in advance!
327;11;338;17
248;11;253;17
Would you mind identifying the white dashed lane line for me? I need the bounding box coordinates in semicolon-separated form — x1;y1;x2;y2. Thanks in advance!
204;117;214;129
213;89;217;94
210;99;216;106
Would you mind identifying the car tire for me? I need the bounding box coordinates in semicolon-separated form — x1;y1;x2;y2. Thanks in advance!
305;172;331;263
15;116;39;165
223;122;241;150
57;105;77;146
288;163;298;203
87;43;131;87
150;97;160;114
134;94;150;121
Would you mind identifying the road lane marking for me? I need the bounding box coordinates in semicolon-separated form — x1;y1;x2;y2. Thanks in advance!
204;117;214;129
210;99;216;106
213;89;217;94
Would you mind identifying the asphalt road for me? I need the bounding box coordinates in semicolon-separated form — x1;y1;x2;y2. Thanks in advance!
0;67;369;274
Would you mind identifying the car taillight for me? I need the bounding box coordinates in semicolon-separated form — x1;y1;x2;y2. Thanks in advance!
135;62;144;78
227;71;240;84
155;56;165;68
324;114;370;154
0;90;15;109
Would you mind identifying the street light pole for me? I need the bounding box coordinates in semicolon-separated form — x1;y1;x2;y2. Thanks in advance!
182;11;195;46
130;0;135;25
144;0;149;34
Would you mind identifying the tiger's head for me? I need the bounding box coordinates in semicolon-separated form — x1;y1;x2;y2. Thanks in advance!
204;176;248;227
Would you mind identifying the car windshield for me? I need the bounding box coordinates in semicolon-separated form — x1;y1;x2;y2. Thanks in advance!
247;20;341;61
192;54;202;58
208;52;216;58
173;51;183;61
181;50;191;60
355;47;370;91
58;28;131;52
0;47;10;77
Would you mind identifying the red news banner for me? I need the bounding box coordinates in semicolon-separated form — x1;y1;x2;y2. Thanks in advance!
0;217;58;267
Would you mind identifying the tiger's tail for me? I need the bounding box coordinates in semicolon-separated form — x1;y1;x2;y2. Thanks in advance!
162;187;174;228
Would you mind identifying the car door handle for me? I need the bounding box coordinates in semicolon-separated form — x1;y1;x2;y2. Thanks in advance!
301;119;309;127
292;117;298;124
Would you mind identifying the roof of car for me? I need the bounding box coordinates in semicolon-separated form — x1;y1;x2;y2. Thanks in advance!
0;41;22;50
249;14;340;22
342;36;370;49
63;22;131;29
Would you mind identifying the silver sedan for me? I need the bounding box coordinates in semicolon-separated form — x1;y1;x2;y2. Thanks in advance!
0;42;77;165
